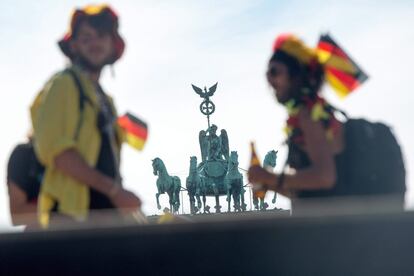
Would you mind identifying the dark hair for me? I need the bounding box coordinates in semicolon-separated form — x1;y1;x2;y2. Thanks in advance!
72;11;116;39
269;51;325;95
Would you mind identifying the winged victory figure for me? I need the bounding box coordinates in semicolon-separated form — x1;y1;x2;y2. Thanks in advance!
220;129;229;161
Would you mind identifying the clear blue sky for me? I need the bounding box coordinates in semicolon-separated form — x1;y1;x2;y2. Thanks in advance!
0;0;413;228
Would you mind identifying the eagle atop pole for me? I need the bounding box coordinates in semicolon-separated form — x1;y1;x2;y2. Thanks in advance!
191;82;218;130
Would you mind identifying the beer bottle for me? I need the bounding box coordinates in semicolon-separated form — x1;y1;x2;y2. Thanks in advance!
250;141;266;199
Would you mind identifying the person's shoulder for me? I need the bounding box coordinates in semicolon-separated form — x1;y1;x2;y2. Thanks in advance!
42;67;76;91
37;68;79;102
48;68;75;85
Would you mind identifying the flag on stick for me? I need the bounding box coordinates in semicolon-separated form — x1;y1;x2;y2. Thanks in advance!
118;112;148;150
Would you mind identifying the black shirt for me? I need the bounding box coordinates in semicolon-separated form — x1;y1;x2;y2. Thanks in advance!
89;133;117;210
7;143;43;203
89;85;118;210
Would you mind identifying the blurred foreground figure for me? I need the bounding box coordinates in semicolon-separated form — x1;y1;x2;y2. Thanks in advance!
249;34;405;213
6;137;43;227
30;4;141;227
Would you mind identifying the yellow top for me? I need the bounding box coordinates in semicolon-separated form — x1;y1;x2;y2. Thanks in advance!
30;65;124;226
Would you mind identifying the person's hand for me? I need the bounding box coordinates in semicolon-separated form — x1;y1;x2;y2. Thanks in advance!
110;188;142;213
248;165;277;190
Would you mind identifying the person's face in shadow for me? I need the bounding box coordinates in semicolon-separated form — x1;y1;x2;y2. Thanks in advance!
267;61;302;104
70;22;115;70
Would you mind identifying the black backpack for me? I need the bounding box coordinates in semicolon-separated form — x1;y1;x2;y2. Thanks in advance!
288;118;406;197
343;119;406;195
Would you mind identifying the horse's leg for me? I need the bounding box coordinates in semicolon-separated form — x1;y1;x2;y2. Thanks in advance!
167;191;174;213
156;193;161;210
227;187;231;212
238;181;244;211
253;193;259;210
272;192;277;204
261;198;268;211
201;195;205;213
193;193;200;213
171;186;178;214
233;190;240;212
188;193;192;214
194;185;200;212
215;195;221;213
175;190;180;213
202;195;208;213
241;188;247;211
196;194;202;211
188;192;194;214
213;184;221;213
170;192;175;213
195;183;202;210
156;178;164;210
226;180;231;212
192;194;196;214
237;188;242;211
231;189;236;211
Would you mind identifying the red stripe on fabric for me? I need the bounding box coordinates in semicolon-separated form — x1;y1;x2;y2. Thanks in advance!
317;41;333;52
318;41;348;59
327;67;360;91
119;114;148;129
118;117;148;139
273;33;294;51
125;113;148;128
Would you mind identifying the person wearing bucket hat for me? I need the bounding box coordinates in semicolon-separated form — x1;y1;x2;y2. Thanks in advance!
248;33;405;212
30;4;141;227
58;4;125;70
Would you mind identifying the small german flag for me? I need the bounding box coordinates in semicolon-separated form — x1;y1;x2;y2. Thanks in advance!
316;34;368;98
118;112;148;151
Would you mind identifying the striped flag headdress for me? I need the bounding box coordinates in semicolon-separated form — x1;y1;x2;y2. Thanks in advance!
273;33;368;98
316;34;368;98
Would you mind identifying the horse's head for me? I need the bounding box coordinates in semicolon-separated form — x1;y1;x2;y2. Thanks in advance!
228;151;239;170
189;156;198;172
152;157;163;176
264;150;278;168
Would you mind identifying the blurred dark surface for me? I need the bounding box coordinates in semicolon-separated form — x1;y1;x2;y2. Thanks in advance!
0;210;413;275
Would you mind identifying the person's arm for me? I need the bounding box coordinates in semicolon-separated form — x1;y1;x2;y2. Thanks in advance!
282;108;336;190
55;149;114;195
54;149;141;210
7;182;38;226
32;74;140;211
248;109;336;195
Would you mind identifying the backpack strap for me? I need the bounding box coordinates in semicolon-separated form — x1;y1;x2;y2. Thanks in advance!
64;68;92;140
329;104;349;121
